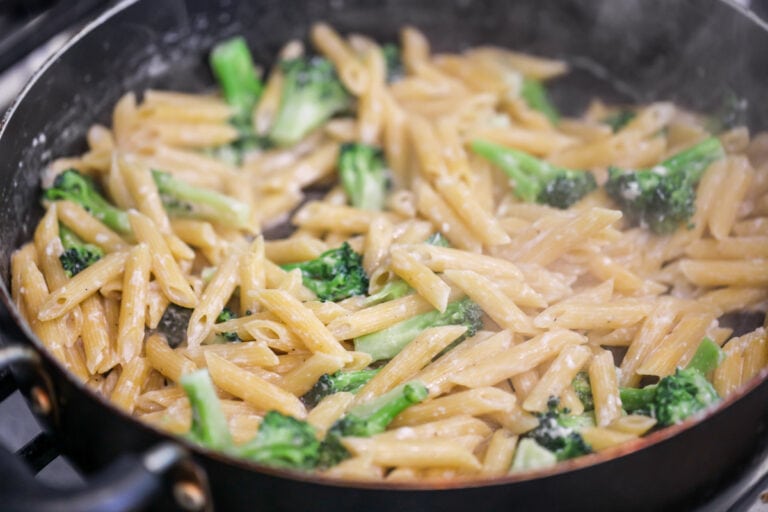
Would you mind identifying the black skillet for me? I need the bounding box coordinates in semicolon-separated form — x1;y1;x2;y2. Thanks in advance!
0;0;767;510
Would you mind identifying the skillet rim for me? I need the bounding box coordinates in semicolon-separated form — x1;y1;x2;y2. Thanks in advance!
0;0;766;492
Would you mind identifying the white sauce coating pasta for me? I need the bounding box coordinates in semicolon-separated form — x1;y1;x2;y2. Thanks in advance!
12;23;768;483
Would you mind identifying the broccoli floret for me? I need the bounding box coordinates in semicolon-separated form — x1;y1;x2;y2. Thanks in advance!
520;77;559;124
620;338;723;426
651;369;721;426
236;411;321;470
471;139;597;209
302;368;381;408
602;109;636;132
524;398;593;461
382;43;404;83
214;307;240;343
510;438;558;473
269;57;351;147
339;143;389;211
151;170;251;229
354;297;483;361
281;242;368;302
58;224;104;277
210;36;262;126
319;381;428;467
44;169;131;234
572;371;594;412
180;369;233;450
605;137;725;234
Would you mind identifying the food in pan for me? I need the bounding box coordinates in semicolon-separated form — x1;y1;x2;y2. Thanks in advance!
11;23;768;481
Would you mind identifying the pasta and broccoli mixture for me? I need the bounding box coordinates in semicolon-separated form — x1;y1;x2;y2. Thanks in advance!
11;23;768;481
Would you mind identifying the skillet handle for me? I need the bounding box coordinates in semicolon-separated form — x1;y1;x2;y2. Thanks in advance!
0;441;195;512
0;345;211;512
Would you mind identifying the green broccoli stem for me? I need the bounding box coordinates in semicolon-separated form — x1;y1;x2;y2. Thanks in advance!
619;386;657;413
339;143;389;211
511;438;558;472
317;381;428;468
470;139;543;202
151;170;250;229
59;224;104;258
686;337;724;376
351;382;426;430
520;77;559;124
44;169;131;234
660;137;725;180
210;36;262;124
354;297;482;361
180;369;233;450
362;382;427;430
327;369;381;393
59;225;85;250
302;368;381;407
470;139;596;209
98;207;130;236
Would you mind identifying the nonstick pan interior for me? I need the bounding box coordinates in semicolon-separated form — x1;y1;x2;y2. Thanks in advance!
1;1;768;511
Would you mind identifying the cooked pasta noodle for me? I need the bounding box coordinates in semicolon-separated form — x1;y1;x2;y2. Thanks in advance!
12;23;768;483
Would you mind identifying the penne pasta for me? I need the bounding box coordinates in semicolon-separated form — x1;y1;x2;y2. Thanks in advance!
342;437;481;471
15;24;768;484
117;243;151;362
355;325;467;404
129;210;197;308
146;333;197;382
390;248;451;312
450;329;587;388
205;352;307;419
255;289;352;362
443;269;537;335
589;350;623;427
523;344;591;412
111;357;152;413
391;387;517;427
37;251;129;321
187;250;240;347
